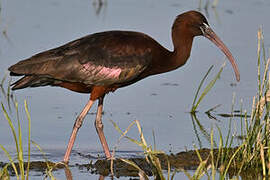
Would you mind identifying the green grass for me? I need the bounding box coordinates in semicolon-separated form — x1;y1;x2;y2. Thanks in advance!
0;100;31;180
0;77;58;179
185;28;270;179
236;27;270;176
111;119;171;180
191;63;225;113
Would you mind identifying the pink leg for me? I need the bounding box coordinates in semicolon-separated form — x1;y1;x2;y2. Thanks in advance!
95;96;111;159
63;98;94;164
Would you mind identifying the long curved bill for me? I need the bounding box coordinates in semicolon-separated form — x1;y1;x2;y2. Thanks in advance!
201;23;240;82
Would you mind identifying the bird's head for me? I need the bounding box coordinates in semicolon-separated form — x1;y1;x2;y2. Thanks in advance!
172;11;240;82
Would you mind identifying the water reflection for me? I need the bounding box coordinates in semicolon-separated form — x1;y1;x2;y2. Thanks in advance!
190;106;249;150
92;0;107;16
197;0;221;24
64;166;73;180
190;113;216;148
63;163;112;180
0;7;12;46
2;29;10;43
98;175;106;180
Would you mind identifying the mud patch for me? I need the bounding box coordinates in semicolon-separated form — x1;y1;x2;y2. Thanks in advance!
0;148;261;178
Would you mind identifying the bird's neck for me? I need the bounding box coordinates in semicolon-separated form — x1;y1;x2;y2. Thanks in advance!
169;35;194;70
138;32;194;77
149;35;194;75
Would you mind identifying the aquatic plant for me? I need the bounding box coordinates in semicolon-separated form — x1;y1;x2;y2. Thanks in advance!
188;27;270;179
111;119;172;179
0;77;58;180
0;100;31;180
236;27;270;176
191;63;224;113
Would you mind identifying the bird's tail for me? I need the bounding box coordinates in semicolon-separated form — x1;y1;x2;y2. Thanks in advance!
8;54;62;90
10;75;59;90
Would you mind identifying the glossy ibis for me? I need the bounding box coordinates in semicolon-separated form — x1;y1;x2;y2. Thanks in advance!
8;11;240;163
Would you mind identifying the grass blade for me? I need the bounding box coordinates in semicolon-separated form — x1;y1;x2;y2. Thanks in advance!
24;100;31;180
0;144;19;178
120;158;149;180
191;65;214;112
31;141;57;180
192;63;225;112
15;102;24;179
1;103;20;162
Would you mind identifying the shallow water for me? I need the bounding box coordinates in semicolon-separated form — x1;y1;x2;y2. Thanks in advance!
0;0;270;179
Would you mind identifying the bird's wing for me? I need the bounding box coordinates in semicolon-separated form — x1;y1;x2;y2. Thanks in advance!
9;31;153;86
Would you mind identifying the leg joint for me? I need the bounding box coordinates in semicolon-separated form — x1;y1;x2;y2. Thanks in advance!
95;119;104;130
74;117;83;129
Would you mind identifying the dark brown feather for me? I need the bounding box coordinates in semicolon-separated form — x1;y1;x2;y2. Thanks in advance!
9;31;161;90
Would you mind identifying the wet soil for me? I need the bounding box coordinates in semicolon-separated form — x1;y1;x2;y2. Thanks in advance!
0;147;252;178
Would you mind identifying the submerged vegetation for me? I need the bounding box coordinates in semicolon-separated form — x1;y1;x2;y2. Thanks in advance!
0;28;269;179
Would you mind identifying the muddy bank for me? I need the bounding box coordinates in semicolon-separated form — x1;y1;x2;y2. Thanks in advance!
0;148;261;178
83;148;236;177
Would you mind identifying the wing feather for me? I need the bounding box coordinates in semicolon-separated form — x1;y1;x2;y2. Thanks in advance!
9;31;153;86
